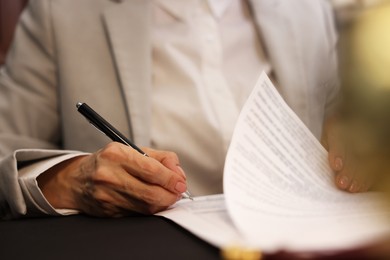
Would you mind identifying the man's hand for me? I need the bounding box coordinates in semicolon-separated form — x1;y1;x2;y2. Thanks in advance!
37;142;187;217
322;116;373;193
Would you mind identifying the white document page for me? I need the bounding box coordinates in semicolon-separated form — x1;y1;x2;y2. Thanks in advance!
223;72;390;252
158;72;390;253
157;194;243;247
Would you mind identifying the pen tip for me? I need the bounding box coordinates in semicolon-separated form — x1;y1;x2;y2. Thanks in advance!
182;191;193;200
76;102;83;109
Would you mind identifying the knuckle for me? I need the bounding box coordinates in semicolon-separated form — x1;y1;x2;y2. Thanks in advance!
161;151;180;167
99;142;123;161
165;151;179;161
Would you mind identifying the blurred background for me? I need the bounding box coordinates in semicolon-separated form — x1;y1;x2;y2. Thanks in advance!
333;0;390;197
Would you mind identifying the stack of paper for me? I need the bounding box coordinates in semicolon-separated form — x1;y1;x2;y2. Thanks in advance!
158;72;390;253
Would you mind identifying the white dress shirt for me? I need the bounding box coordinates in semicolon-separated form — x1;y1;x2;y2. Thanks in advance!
18;0;271;214
151;0;271;194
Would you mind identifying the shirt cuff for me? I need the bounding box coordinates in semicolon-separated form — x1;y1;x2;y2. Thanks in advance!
18;153;88;216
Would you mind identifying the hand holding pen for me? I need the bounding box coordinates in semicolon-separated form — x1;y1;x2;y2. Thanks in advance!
76;102;193;200
37;103;191;218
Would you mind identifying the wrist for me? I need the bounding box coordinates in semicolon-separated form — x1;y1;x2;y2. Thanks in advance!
37;155;87;210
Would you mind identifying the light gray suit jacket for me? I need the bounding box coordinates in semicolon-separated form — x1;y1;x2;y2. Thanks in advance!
0;0;338;218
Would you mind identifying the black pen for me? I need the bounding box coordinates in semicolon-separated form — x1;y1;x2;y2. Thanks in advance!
76;102;193;200
77;102;147;156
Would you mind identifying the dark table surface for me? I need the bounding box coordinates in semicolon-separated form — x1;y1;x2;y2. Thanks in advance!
0;215;220;260
1;215;388;260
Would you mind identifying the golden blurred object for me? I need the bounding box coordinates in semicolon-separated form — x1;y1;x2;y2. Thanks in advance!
338;0;390;195
331;0;390;27
339;1;390;132
342;1;390;90
221;245;262;260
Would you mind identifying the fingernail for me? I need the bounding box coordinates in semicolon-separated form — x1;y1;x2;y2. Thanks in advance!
175;182;187;193
334;157;343;171
349;180;360;193
337;175;349;189
176;165;186;179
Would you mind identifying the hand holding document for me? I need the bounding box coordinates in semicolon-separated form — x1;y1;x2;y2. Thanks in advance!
158;72;390;253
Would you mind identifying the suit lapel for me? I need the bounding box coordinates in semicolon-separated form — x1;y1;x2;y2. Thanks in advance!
103;0;152;146
249;0;309;123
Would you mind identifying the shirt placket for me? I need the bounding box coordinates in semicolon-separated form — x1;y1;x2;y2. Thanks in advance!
195;10;240;152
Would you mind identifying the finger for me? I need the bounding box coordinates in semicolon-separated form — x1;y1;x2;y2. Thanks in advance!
79;174;180;216
326;118;360;192
119;188;179;215
335;172;352;190
142;147;187;179
346;163;361;193
345;162;376;193
103;143;187;194
336;162;371;193
326;123;346;173
335;148;358;191
336;152;368;193
347;179;361;193
122;150;187;195
91;160;181;207
324;117;374;194
115;170;181;209
321;115;340;151
76;183;127;217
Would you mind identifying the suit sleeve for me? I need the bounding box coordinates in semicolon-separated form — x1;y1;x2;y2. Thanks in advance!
0;0;76;219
